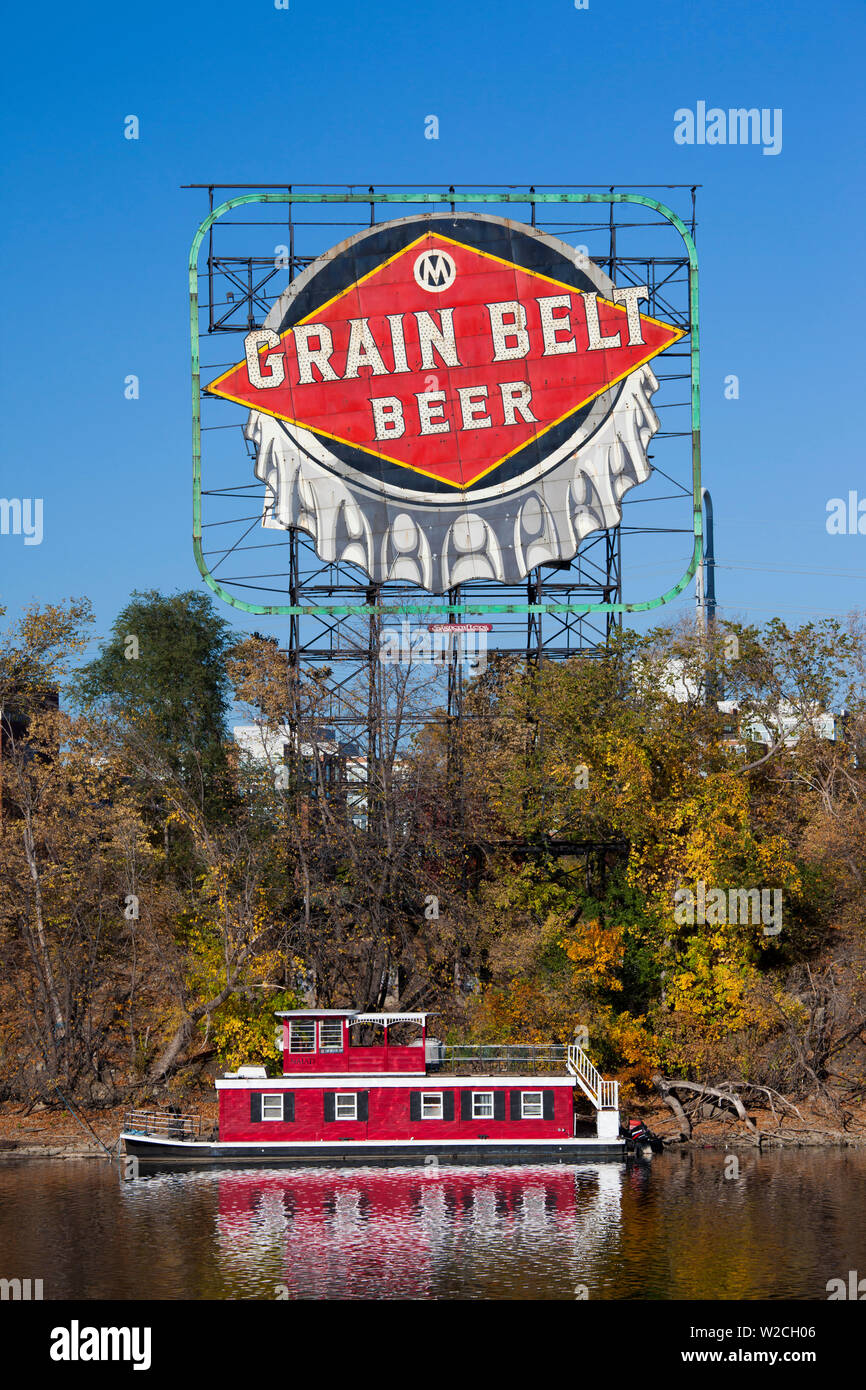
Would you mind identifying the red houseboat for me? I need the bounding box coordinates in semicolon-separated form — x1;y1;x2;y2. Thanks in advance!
121;1010;624;1166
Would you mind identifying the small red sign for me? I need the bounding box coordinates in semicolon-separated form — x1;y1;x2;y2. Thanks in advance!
207;230;684;491
427;623;493;633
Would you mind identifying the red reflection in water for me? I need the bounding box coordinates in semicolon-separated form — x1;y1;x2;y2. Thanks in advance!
217;1165;622;1299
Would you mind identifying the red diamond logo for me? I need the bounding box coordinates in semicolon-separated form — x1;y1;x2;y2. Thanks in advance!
206;231;685;490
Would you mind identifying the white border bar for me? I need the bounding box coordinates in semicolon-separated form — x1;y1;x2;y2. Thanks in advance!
216;1075;576;1091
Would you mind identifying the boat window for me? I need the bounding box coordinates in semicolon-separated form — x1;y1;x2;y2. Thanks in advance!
472;1091;494;1119
521;1091;544;1119
348;1021;385;1048
385;1021;424;1047
335;1093;358;1121
421;1093;443;1119
319;1020;343;1052
261;1094;283;1120
289;1020;316;1053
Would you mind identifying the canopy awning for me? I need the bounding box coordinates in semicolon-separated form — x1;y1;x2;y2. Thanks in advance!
274;1009;438;1024
351;1012;434;1027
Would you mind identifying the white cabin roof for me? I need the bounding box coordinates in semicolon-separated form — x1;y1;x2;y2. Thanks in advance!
275;1010;434;1023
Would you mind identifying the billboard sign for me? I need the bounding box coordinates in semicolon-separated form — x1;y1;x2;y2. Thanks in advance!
205;212;685;592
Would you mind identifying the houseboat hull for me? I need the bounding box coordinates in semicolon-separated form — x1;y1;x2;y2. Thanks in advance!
121;1132;626;1168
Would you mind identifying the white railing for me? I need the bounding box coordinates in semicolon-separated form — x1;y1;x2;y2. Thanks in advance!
567;1044;619;1112
438;1044;568;1074
599;1078;619;1110
123;1109;209;1140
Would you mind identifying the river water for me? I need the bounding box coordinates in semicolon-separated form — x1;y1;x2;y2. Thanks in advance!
1;1149;864;1300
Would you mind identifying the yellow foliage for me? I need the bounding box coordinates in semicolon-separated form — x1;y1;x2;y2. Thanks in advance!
561;919;624;990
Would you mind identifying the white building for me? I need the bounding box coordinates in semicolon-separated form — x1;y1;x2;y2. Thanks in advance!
653;659;840;750
233;721;368;826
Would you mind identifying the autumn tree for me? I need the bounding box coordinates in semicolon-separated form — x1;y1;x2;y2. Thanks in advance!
228;624;485;1013
458;615;866;1102
0;601;174;1104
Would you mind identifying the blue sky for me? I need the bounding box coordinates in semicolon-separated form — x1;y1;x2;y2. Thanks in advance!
1;0;864;658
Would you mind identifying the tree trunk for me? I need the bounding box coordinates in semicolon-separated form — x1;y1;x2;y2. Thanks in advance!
21;810;66;1047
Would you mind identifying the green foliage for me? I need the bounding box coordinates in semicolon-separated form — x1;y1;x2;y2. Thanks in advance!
72;589;234;806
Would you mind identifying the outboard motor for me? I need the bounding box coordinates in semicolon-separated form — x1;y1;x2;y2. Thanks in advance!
622;1117;664;1155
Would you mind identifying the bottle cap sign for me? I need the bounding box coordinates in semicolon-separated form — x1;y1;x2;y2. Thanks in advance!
206;213;684;591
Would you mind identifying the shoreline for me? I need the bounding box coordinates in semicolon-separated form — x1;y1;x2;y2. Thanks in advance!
2;1095;864;1159
638;1096;866;1151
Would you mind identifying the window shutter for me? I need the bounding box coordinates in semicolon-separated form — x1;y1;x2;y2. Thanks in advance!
443;1091;455;1122
324;1092;335;1123
410;1092;421;1122
460;1090;472;1121
282;1092;294;1123
510;1091;521;1121
357;1091;369;1122
250;1092;262;1123
494;1091;506;1121
543;1090;555;1120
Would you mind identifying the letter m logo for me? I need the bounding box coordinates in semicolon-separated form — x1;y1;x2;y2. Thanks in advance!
423;254;448;286
413;249;456;293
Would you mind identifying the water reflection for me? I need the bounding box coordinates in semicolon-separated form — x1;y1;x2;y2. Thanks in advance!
212;1164;623;1299
1;1149;864;1299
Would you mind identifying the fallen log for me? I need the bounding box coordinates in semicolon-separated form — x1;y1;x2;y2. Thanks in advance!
653;1075;759;1138
653;1079;691;1140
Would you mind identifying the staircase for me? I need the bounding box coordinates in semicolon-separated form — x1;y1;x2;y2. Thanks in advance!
567;1043;619;1112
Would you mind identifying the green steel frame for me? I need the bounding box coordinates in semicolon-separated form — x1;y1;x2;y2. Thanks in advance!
190;191;702;618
